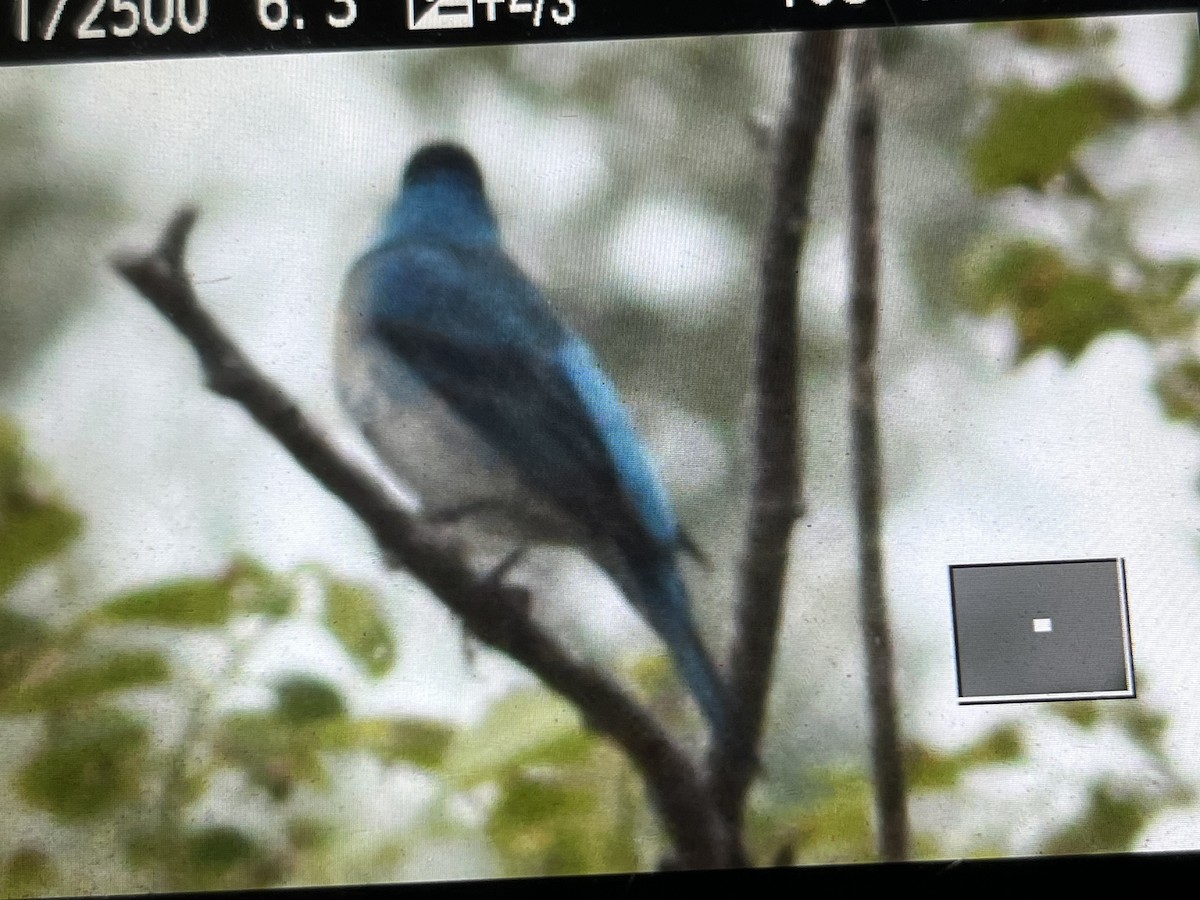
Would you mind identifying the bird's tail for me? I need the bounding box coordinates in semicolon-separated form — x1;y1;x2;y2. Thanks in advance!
632;555;730;737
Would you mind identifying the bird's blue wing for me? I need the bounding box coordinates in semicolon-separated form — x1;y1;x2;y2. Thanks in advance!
371;317;676;548
554;336;680;548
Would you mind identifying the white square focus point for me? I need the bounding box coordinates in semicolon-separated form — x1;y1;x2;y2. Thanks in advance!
1033;617;1053;633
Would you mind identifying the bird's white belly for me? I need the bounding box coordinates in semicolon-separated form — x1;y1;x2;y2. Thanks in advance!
335;334;577;545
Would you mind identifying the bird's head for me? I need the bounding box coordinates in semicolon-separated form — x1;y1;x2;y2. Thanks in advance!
382;142;498;246
402;143;485;193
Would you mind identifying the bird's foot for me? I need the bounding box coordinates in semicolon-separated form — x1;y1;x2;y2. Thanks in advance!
459;546;533;671
476;545;533;618
487;545;528;583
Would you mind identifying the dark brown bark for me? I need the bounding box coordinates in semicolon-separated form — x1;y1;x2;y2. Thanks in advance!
847;29;909;862
709;31;843;843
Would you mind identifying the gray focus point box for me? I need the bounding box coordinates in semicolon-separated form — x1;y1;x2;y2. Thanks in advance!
949;558;1135;704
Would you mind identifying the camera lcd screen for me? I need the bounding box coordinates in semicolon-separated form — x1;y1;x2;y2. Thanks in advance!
1;6;1198;891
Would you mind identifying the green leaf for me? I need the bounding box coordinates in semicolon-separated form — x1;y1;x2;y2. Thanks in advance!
215;685;372;803
488;771;604;875
790;768;877;864
179;827;271;890
1115;705;1169;757
1155;358;1200;423
443;689;589;788
1051;702;1102;729
0;419;83;597
959;723;1023;766
219;712;454;779
123;827;178;875
100;578;235;628
214;711;327;800
905;743;963;791
1140;258;1200;306
962;241;1135;360
962;237;1199;361
1040;783;1155;854
974;19;1114;50
274;675;346;724
1172;37;1200;114
0;491;82;598
16;707;149;821
354;717;456;770
0;649;169;714
0;606;50;690
1027;20;1116;49
0;417;20;489
98;559;299;628
1;847;58;897
486;737;642;876
227;556;297;619
285;817;337;853
968;79;1140;193
626;651;673;695
907;724;1024;791
322;580;396;678
129;824;276;892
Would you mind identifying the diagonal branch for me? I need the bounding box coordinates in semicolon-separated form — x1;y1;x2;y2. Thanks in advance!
112;209;733;869
847;28;909;861
709;30;843;838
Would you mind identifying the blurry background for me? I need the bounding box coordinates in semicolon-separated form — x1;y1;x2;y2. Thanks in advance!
2;13;1200;892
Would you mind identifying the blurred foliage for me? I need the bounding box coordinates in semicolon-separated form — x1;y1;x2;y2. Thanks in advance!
17;707;151;822
745;723;1019;865
445;690;646;875
1041;784;1156;855
959;18;1200;378
906;723;1024;791
0;419;82;597
0;93;125;387
0;404;661;886
960;240;1199;360
975;18;1118;50
747;701;1191;866
968;79;1139;193
1040;700;1194;853
0;412;407;894
321;577;397;678
0;850;56;899
0;649;169;715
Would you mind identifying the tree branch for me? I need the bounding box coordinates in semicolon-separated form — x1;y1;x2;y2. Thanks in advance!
112;209;733;868
709;30;843;838
847;29;909;861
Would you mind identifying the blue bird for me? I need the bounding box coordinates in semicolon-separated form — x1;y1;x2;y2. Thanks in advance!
334;142;729;733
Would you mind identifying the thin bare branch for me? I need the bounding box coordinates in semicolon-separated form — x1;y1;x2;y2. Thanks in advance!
709;30;843;840
113;211;733;868
847;28;909;861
